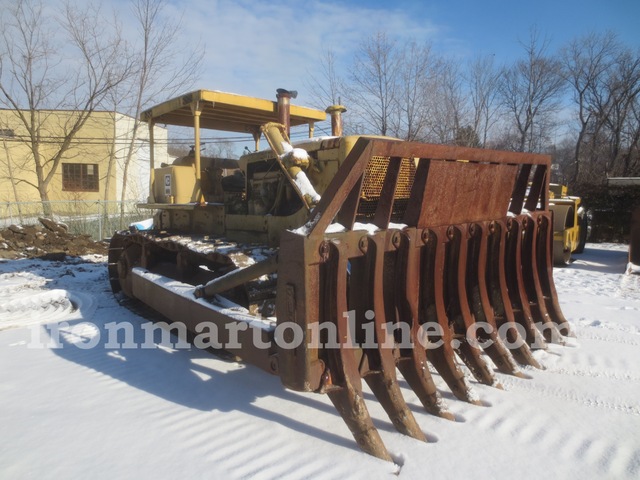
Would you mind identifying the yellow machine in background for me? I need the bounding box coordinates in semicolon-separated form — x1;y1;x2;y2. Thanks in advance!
549;184;588;265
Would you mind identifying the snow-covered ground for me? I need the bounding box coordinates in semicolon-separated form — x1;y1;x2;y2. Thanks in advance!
1;243;639;479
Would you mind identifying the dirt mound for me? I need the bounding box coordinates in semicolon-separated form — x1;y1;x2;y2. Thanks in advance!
0;218;109;260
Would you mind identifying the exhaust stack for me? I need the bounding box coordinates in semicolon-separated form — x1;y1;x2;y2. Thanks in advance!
326;105;347;136
276;88;297;136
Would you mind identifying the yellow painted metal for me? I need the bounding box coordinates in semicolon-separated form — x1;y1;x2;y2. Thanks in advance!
140;90;326;133
190;101;205;203
549;185;585;265
153;165;197;204
148;119;156;203
137;90;353;244
141;89;328;209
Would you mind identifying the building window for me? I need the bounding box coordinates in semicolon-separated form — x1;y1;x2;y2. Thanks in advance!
0;128;15;137
62;163;99;192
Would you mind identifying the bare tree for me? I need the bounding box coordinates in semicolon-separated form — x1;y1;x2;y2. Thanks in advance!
0;0;133;215
305;49;344;110
548;136;576;184
111;0;203;221
1;132;26;222
307;28;640;181
317;38;440;140
622;95;640;176
467;54;501;147
561;32;640;183
346;32;400;136
392;40;438;141
205;140;236;160
601;49;640;177
560;31;620;183
426;59;468;144
498;28;565;152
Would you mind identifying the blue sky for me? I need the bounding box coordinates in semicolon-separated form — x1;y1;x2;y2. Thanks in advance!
417;0;639;60
99;0;629;147
147;0;638;103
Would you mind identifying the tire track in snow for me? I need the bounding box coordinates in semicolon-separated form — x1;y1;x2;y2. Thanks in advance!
1;290;76;328
576;331;640;346
535;347;640;381
464;398;640;478
0;271;97;329
0;271;47;294
499;376;640;416
543;366;640;382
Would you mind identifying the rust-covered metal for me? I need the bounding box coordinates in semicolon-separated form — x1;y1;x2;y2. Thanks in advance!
271;139;570;458
110;91;572;462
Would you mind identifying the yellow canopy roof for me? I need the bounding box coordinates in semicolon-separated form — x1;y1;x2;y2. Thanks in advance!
140;90;326;134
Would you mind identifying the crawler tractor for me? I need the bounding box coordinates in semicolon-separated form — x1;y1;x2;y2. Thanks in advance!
109;89;571;461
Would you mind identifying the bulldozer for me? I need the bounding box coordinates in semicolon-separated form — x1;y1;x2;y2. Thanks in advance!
548;184;588;265
108;88;571;461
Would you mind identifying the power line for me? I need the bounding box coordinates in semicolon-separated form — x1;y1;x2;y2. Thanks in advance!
0;134;250;145
0;128;334;146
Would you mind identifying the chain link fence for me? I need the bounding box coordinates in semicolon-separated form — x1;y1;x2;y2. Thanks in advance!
0;200;151;240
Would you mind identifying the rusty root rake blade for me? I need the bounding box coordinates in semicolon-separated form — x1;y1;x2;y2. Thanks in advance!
274;138;571;460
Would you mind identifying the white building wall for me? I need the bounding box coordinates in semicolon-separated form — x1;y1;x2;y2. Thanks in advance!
114;114;168;201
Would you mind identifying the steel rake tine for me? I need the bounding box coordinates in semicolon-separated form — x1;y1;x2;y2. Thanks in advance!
446;225;498;387
505;217;548;349
396;230;454;420
326;387;391;461
485;220;542;369
358;235;426;441
520;214;565;344
534;212;574;337
396;353;454;420
466;222;524;376
324;241;392;461
423;227;481;405
519;164;568;342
